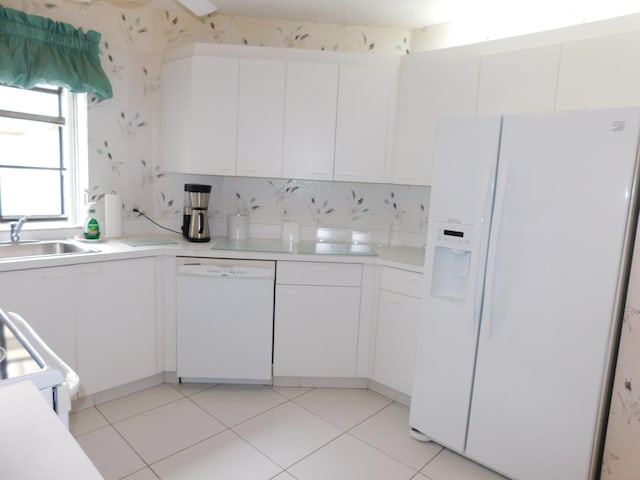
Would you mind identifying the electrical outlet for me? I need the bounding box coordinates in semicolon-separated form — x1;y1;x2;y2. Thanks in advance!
123;202;141;217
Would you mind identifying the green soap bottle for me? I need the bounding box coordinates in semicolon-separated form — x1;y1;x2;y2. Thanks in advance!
84;208;101;240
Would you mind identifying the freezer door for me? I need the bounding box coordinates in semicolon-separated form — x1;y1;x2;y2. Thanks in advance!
466;108;640;480
409;115;502;452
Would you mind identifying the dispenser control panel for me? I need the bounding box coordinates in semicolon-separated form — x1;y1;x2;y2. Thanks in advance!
430;222;475;303
435;223;473;248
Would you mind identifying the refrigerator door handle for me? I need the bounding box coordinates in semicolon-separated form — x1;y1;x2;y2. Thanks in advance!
481;154;511;340
473;156;500;337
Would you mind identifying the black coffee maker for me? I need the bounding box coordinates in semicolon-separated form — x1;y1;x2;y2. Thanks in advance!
182;183;211;242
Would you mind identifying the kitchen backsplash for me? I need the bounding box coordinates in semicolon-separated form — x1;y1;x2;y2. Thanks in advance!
158;174;429;246
3;0;426;246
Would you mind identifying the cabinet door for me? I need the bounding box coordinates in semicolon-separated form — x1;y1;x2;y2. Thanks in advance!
392;54;479;186
556;31;640;110
477;45;560;115
75;258;157;396
282;61;339;181
334;64;393;183
160;56;238;175
237;58;286;178
373;290;421;396
274;284;360;377
0;266;76;369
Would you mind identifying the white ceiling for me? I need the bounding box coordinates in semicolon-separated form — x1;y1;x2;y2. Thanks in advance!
202;0;449;29
152;0;640;31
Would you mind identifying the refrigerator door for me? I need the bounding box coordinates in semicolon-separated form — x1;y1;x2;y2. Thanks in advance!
409;116;502;452
466;108;640;480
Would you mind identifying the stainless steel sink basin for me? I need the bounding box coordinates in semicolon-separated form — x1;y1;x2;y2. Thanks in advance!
0;241;99;260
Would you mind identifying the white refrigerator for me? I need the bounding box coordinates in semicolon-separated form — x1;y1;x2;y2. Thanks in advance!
410;108;640;480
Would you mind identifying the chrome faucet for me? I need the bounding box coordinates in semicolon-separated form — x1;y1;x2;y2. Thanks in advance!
10;216;27;242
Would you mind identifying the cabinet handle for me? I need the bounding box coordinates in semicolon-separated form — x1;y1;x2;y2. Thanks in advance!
40;273;66;280
312;267;329;272
396;176;416;182
337;173;357;178
402;276;419;283
311;171;329;176
79;267;103;276
384;297;405;305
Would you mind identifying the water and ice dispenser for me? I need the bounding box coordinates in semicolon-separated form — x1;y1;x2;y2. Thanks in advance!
429;223;473;303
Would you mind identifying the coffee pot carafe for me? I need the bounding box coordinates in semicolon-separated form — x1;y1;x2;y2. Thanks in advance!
182;183;211;242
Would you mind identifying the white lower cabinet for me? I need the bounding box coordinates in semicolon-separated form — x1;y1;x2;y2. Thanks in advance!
274;261;361;378
372;267;423;396
0;257;158;398
0;254;427;398
0;265;77;369
75;258;157;397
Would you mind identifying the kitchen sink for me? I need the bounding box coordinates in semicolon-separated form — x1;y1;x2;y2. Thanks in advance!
0;241;99;260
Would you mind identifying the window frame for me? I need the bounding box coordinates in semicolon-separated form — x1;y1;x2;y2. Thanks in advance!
0;85;88;229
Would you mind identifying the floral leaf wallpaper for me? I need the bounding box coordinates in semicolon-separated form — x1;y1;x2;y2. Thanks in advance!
3;0;427;247
602;220;640;479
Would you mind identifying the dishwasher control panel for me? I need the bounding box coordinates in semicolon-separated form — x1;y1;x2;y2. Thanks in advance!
176;257;276;280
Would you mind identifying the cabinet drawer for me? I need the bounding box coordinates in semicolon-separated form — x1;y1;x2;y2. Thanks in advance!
277;261;361;286
380;266;423;298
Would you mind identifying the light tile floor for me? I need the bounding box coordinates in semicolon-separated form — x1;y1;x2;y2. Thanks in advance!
71;383;509;480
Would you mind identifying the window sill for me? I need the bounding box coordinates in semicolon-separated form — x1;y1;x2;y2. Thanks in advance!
0;223;82;242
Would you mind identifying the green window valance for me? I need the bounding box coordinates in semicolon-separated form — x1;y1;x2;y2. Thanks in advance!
0;5;112;99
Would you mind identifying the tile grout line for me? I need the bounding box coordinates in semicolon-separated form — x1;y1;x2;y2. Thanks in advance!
343;401;429;474
183;384;293;429
79;383;440;480
97;387;225;476
145;427;234;475
227;396;332;471
92;384;190;424
131;386;308;473
70;406;111;439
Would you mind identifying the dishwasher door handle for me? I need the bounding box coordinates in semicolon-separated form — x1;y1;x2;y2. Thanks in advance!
178;262;275;280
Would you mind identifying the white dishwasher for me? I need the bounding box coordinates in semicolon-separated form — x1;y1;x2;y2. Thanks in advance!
176;257;275;384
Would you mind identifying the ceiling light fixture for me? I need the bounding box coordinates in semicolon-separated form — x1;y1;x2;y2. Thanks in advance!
176;0;217;16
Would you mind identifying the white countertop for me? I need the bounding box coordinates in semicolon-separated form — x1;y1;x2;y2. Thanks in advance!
0;380;102;479
0;235;425;273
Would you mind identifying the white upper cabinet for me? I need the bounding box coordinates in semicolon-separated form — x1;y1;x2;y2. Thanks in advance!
161;55;239;176
282;61;339;181
556;31;640;111
477;45;561;115
334;64;394;183
161;45;399;182
237;58;286;178
392;54;480;186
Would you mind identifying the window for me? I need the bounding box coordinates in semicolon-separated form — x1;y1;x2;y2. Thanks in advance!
0;84;87;226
